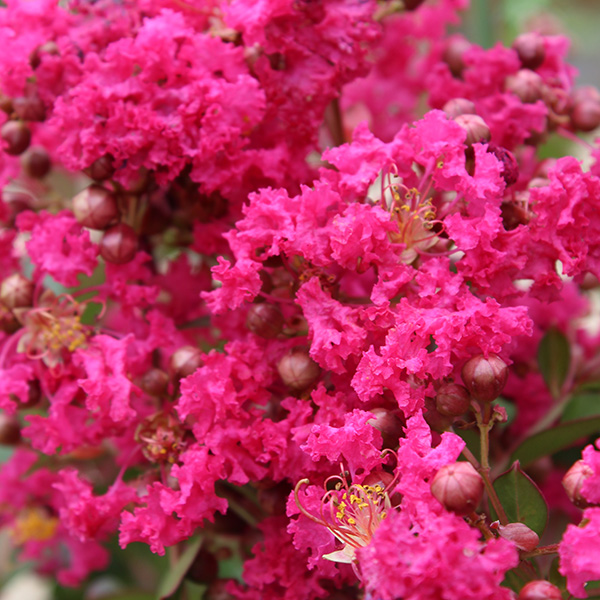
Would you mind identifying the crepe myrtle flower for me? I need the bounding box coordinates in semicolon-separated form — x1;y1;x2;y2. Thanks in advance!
294;464;399;570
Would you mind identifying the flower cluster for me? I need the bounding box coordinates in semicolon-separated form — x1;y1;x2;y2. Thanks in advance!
1;0;600;598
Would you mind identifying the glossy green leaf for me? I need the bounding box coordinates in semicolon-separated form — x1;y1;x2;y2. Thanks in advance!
156;537;202;600
491;461;548;536
561;393;600;422
537;328;570;398
510;416;600;467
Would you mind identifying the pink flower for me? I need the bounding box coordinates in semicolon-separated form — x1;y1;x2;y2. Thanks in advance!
559;507;600;597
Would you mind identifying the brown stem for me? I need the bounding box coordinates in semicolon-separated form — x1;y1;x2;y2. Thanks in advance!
521;543;560;559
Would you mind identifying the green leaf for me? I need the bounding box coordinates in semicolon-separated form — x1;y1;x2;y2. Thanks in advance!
491;461;548;536
510;416;600;467
156;537;202;600
537;328;570;398
455;428;480;462
548;557;567;591
562;392;600;422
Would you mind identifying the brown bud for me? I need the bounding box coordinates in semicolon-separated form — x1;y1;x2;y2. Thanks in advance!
12;95;46;122
571;98;600;132
562;459;594;508
21;146;51;179
494;522;539;551
170;346;203;379
277;348;320;390
368;407;405;448
403;0;426;10
512;33;546;70
246;303;284;338
0;414;21;446
186;549;219;585
435;383;471;417
518;580;562;600
84;154;115;182
461;353;508;402
0;94;13;115
29;41;59;69
0;274;34;309
72;185;119;230
1;120;31;156
100;223;138;264
442;98;476;119
430;461;484;515
140;368;170;396
505;70;544;104
443;37;471;78
455;114;491;146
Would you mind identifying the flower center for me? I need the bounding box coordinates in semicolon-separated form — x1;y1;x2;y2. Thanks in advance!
11;507;58;544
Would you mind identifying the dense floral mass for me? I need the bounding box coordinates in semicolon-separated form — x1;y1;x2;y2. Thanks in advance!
1;0;600;597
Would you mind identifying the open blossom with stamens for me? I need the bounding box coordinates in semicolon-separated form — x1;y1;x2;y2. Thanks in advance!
294;469;399;567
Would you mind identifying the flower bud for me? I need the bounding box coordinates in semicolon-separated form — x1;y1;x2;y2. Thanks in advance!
571;98;600;132
12;95;46;122
562;459;594;508
403;0;426;10
368;407;405;448
0;94;13;115
277;348;320;390
246;303;284;338
140;368;170;396
0;274;34;309
493;522;539;551
435;383;471;416
1;120;31;156
455;114;491;146
72;185;120;230
170;346;203;379
461;353;508;403
443;37;471;78
518;580;562;600
512;33;546;70
29;41;59;69
21;146;51;179
100;223;138;264
0;414;21;446
84;154;115;181
430;462;484;515
442;98;476;119
505;69;544;104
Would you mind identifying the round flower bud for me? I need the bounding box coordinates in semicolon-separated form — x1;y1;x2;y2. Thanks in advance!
12;95;46;122
436;383;471;417
0;414;21;446
571;98;600;132
0;274;34;309
21;146;51;179
562;459;594;508
443;37;471;78
505;69;544;104
403;0;426;10
277;348;320;391
100;223;138;264
512;33;546;70
84;154;115;182
518;581;562;600
368;407;405;448
455;114;491;146
494;522;539;551
186;549;219;585
140;368;170;397
442;98;476;119
246;303;284;338
72;185;119;230
430;462;484;515
461;353;508;403
1;120;31;156
170;346;203;379
29;41;59;69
